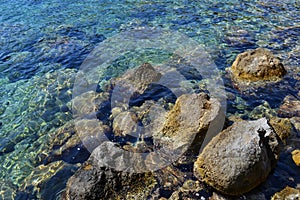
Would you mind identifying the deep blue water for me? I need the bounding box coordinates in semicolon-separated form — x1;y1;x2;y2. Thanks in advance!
0;0;299;199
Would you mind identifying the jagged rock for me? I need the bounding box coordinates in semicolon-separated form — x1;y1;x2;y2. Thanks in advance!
271;186;300;200
158;93;221;151
290;117;300;134
269;117;292;143
194;118;281;196
292;150;300;167
63;141;157;200
228;48;286;89
124;62;162;94
278;95;300;118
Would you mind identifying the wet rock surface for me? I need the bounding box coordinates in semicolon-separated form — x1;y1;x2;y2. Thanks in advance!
63;142;157;200
194;118;280;196
0;0;299;199
71;91;110;118
168;180;208;200
113;111;140;137
159;93;221;151
63;86;223;199
228;48;286;89
109;63;163;109
278;95;300;118
269;117;292;143
292;150;300;167
271;186;300;200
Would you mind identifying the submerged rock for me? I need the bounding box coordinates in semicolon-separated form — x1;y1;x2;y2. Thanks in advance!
194;118;281;195
228;48;286;89
36;119;110;165
112;100;167;138
110;63;162;100
113;111;139;137
71;91;109;118
168;180;206;200
271;186;300;200
21;161;78;200
249;101;277;120
123;62;162;94
278;95;300;118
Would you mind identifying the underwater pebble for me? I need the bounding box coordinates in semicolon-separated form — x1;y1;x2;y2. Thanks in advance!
60;105;69;113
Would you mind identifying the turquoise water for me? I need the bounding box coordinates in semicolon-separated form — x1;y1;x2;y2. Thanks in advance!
0;0;299;199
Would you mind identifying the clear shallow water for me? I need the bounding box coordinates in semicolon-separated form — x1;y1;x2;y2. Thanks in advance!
0;0;299;199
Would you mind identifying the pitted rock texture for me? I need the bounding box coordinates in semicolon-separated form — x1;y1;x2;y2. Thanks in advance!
194;118;280;196
278;95;300;118
228;48;286;88
159;93;221;151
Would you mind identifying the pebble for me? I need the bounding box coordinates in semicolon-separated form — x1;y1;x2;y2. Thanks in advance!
292;150;300;167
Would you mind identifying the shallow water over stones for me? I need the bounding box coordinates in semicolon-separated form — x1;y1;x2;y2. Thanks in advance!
0;0;299;199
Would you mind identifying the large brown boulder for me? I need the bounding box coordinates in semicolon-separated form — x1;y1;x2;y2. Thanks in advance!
228;48;286;87
158;93;221;151
194;118;280;196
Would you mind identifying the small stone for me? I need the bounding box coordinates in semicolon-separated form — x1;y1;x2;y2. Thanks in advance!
60;105;69;112
292;150;300;167
113;111;139;137
269;117;292;143
209;192;227;200
290;117;300;134
168;180;204;200
111;63;162;96
271;186;300;200
278;95;300;118
249;101;277;119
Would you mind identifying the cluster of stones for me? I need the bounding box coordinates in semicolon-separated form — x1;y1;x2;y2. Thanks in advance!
61;48;299;199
